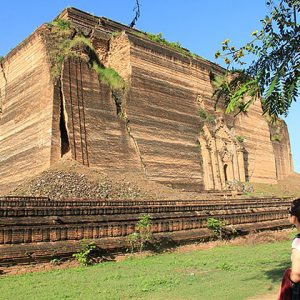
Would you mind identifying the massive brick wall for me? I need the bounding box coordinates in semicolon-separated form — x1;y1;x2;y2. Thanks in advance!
113;33;280;186
0;8;294;193
234;101;278;184
269;120;293;179
60;8;293;187
124;35;206;190
60;58;141;172
0;31;54;193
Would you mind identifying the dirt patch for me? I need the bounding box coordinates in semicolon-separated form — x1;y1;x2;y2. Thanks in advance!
1;260;79;277
247;291;278;300
251;173;300;198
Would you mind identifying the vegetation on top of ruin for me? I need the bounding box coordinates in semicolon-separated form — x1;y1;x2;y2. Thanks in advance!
133;31;206;61
45;20;76;79
92;62;126;90
46;18;125;92
0;56;3;63
50;19;72;32
69;35;95;52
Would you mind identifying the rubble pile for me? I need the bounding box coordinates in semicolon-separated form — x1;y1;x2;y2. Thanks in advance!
9;170;149;200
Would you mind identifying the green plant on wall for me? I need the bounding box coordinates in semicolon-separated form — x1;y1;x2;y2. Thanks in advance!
271;134;281;142
46;20;76;79
134;31;206;61
235;135;245;143
92;62;125;90
69;35;95;52
50;19;72;31
47;18;125;92
198;107;215;124
47;19;92;78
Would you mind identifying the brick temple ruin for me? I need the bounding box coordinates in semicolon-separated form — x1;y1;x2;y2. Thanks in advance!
0;7;294;193
0;8;295;264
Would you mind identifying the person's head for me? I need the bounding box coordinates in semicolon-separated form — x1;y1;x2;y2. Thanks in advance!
289;198;300;227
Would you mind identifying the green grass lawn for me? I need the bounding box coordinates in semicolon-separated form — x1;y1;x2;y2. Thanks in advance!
0;239;292;300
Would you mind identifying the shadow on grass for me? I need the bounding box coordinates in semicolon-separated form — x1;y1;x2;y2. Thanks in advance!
244;260;290;285
264;260;291;283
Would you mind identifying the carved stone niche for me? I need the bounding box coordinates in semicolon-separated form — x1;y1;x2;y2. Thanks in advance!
199;117;246;190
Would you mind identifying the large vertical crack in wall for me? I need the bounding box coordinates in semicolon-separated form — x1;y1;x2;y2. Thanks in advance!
78;60;90;167
112;90;147;176
60;59;91;166
126;123;148;176
58;80;70;157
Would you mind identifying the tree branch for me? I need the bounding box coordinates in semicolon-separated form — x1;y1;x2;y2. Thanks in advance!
129;0;141;28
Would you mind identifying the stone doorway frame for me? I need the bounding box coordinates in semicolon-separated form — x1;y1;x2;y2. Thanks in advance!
198;118;246;190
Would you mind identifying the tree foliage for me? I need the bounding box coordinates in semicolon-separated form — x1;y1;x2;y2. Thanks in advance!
215;0;299;117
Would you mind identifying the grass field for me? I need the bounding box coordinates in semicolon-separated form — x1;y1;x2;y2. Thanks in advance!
0;236;292;300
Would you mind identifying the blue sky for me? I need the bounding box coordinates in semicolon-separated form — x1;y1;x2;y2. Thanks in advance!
0;0;299;173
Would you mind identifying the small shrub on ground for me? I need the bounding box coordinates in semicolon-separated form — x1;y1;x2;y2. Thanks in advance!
207;217;225;239
127;214;153;253
127;232;140;253
73;240;96;266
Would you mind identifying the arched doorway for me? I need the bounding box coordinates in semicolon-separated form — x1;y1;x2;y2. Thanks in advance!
223;164;228;182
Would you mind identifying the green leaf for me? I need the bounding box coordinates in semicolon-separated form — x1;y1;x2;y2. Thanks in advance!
224;58;231;65
222;39;230;45
266;75;279;99
215;51;221;59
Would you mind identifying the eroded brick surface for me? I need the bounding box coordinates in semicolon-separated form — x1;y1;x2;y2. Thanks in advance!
0;8;294;193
